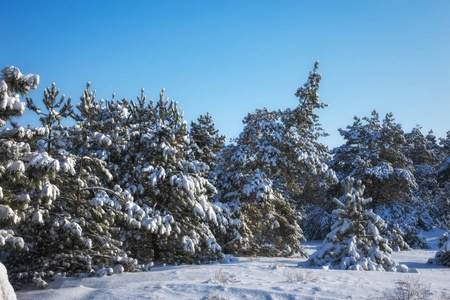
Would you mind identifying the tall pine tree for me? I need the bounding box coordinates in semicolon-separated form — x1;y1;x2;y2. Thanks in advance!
109;89;227;264
214;62;337;256
0;66;39;248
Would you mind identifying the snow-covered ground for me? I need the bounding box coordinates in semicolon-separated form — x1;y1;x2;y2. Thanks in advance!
16;228;449;300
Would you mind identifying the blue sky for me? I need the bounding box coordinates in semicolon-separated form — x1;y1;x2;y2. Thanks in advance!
1;0;449;148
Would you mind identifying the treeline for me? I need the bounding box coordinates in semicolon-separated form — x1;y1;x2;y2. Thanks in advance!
0;63;448;288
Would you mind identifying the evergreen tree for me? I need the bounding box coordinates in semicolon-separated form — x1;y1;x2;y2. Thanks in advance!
387;223;411;252
403;126;441;202
373;203;430;249
189;112;225;178
331;115;434;248
214;62;337;256
0;66;39;126
2;81;145;289
434;131;450;230
215;147;304;256
0;66;39;249
331;111;416;203
400;126;450;234
405;126;440;167
435;195;450;231
309;177;399;271
430;231;450;267
111;89;227;264
437;131;450;185
25;83;74;155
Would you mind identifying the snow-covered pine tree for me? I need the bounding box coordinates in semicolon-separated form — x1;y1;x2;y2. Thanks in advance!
25;83;74;155
1;82;75;288
373;202;430;249
387;223;411;252
94;94;131;181
45;82;145;273
308;177;399;271
435;194;450;231
0;66;39;127
0;67;64;288
400;126;449;234
429;231;450;267
329;112;433;247
435;131;450;230
110;88;153;198
437;131;450;185
403;126;441;203
405;126;440;167
288;61;338;205
2;82;146;289
113;89;227;264
331;111;417;203
215;145;304;256
0;66;39;249
214;62;337;256
189;112;225;178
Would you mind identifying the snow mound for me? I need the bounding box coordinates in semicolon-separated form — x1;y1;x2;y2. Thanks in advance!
0;262;16;300
219;254;240;264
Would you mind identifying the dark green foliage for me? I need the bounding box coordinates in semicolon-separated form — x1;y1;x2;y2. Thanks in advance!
301;204;337;240
374;203;430;249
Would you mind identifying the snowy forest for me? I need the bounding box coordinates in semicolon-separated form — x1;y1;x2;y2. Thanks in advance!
0;63;449;292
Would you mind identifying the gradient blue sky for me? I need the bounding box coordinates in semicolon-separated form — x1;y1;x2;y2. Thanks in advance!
1;0;449;148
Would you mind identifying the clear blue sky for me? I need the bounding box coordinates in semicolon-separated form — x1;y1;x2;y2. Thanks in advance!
1;0;449;148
